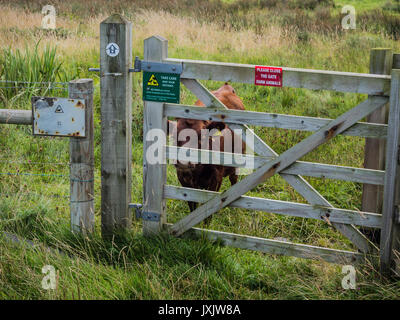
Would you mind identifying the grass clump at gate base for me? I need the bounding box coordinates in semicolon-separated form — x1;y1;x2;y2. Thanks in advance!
1;0;400;300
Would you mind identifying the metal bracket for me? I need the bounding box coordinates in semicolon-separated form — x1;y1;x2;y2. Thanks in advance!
134;56;182;74
141;211;161;222
89;57;182;75
129;203;160;222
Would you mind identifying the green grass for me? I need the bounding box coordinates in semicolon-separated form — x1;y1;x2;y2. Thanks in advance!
335;0;390;11
1;0;400;300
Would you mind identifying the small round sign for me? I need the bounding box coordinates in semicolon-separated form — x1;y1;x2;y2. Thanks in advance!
105;42;120;57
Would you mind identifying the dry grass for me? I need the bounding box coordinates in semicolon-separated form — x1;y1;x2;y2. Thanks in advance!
133;10;294;56
0;5;296;61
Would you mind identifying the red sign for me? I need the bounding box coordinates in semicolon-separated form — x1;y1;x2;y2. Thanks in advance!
255;66;283;87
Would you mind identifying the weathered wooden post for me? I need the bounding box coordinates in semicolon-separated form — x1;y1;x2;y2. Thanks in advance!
100;14;132;237
142;36;168;235
381;69;400;277
361;49;392;242
69;79;95;234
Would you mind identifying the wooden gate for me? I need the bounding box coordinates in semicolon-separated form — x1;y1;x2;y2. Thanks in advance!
139;35;400;277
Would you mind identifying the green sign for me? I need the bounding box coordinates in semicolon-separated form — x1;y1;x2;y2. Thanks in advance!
143;72;180;104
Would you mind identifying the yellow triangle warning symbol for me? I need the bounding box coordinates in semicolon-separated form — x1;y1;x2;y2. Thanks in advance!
147;74;159;86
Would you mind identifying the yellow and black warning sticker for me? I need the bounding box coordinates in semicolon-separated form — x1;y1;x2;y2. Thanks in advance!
147;74;159;86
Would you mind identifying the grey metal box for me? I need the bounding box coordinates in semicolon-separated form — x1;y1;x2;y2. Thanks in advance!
32;97;86;138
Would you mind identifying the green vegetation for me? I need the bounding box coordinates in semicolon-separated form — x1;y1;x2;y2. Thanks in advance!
1;0;400;300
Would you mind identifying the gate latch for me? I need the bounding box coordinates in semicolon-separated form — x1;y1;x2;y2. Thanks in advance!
129;203;160;222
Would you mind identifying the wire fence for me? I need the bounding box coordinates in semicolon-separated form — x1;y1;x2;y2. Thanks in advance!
0;80;94;99
0;79;87;204
0;80;69;91
0;80;98;206
0;159;69;165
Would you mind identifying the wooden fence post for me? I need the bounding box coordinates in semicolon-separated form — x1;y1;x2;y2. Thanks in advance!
381;69;400;277
69;79;94;234
142;36;168;236
361;49;392;242
100;14;133;237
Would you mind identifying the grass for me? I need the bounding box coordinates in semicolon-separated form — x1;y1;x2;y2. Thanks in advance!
0;0;400;300
335;0;388;11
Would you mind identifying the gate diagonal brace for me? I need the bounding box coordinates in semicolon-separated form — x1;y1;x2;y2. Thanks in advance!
129;203;160;222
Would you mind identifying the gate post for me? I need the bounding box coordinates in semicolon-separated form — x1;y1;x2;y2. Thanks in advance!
362;49;392;239
100;14;133;237
142;36;168;236
381;69;400;277
69;79;95;234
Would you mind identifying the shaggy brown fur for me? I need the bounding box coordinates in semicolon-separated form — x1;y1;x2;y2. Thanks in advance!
171;83;246;223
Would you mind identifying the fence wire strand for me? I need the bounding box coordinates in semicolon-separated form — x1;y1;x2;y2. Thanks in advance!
0;79;95;207
0;159;69;165
0;80;69;85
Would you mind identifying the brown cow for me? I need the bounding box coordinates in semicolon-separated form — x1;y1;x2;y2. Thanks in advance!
170;83;246;223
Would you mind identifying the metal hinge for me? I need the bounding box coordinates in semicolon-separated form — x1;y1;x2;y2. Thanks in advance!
89;57;182;75
129;203;160;222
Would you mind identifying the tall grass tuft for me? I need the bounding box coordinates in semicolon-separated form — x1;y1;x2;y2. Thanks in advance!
0;41;67;107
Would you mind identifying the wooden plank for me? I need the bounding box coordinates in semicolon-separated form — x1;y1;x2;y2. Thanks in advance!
69;79;95;234
166;146;385;185
380;69;400;276
165;223;367;265
164;185;381;228
100;14;132;237
166;145;264;169
168;58;391;95
284;161;384;186
0;109;32;125
164;103;388;138
182;79;378;253
169;97;388;237
362;49;392;230
142;36;168;236
393;53;400;69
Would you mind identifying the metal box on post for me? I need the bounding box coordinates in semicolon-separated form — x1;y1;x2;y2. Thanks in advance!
32;97;86;138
